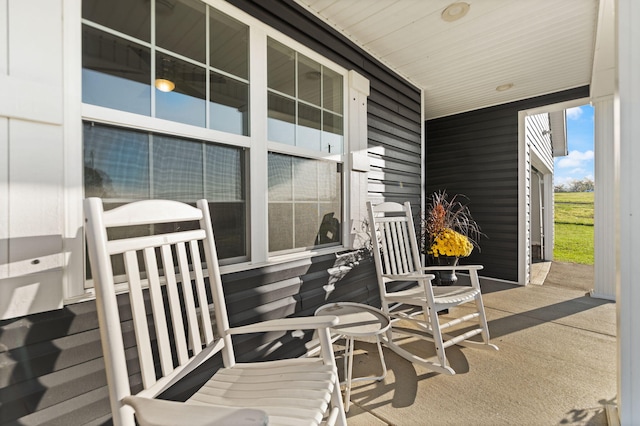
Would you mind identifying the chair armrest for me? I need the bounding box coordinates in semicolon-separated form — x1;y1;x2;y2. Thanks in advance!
228;316;339;335
123;396;268;426
382;273;436;281
421;264;483;272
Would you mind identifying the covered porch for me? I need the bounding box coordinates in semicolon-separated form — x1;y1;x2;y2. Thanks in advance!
1;0;637;423
341;263;615;425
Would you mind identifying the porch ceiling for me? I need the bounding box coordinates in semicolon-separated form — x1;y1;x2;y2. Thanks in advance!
293;0;600;119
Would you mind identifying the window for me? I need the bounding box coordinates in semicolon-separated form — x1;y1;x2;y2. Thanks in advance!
84;122;247;262
81;0;348;268
267;39;344;153
268;153;342;252
82;0;249;135
266;38;345;253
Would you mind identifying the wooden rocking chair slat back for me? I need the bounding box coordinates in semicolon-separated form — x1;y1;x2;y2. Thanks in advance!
371;203;422;277
85;197;346;426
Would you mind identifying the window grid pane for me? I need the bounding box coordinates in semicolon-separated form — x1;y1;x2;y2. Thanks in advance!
268;153;341;252
84;123;150;199
82;26;152;115
210;72;249;135
155;53;207;126
210;8;249;79
84;122;246;261
152;135;204;200
298;54;321;106
82;0;150;42
267;39;295;96
156;0;206;63
268;93;296;145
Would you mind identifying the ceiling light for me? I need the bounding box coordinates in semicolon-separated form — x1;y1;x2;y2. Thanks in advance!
441;2;470;22
496;83;514;92
155;78;175;92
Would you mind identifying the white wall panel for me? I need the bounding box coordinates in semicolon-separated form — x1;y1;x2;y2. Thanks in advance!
0;119;65;319
618;0;640;420
0;118;8;279
0;75;63;125
8;119;64;274
0;0;65;318
0;270;63;319
0;0;7;75
0;0;63;124
9;0;62;84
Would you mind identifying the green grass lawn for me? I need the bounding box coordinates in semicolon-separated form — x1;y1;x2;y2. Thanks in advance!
554;192;594;264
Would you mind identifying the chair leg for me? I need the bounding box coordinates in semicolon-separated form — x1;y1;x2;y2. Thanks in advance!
343;336;355;413
332;382;348;426
474;294;491;344
468;268;496;348
425;304;448;369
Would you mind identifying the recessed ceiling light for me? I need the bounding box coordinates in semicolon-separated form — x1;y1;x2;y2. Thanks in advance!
441;2;470;22
496;83;514;92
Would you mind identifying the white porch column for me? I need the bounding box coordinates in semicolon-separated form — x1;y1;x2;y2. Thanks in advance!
617;0;640;422
592;97;616;300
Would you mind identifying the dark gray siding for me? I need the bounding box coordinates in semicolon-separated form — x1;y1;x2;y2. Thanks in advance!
227;0;423;209
0;1;420;424
425;86;590;282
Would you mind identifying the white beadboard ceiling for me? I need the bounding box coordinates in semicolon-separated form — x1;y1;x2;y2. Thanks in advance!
293;0;600;119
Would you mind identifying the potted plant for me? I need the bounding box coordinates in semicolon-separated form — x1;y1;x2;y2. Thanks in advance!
422;190;482;285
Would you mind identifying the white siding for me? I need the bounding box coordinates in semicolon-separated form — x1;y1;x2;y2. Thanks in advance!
525;113;554;268
526;113;554;173
0;0;65;319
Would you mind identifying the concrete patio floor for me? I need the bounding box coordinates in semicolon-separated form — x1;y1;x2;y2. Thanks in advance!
341;262;616;425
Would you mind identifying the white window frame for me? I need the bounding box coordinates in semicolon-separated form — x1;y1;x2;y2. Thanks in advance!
63;0;367;303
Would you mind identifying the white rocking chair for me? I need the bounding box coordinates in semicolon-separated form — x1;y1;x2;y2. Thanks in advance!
84;198;347;426
366;201;498;375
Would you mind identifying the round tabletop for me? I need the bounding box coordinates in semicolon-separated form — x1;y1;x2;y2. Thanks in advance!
315;302;390;338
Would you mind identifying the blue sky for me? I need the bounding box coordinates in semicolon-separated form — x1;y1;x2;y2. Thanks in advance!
553;104;594;187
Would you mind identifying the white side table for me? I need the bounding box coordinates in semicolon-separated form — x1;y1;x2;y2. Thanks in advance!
315;302;390;412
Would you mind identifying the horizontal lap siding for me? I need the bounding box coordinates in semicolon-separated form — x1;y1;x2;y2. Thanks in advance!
0;303;111;425
425;87;590;282
527;113;554;171
368;90;422;211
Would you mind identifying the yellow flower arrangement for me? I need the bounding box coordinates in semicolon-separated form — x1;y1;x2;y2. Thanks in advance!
421;190;482;258
429;228;473;257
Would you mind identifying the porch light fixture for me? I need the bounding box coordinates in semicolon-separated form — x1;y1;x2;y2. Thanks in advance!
496;83;514;92
441;2;470;22
155;78;175;92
